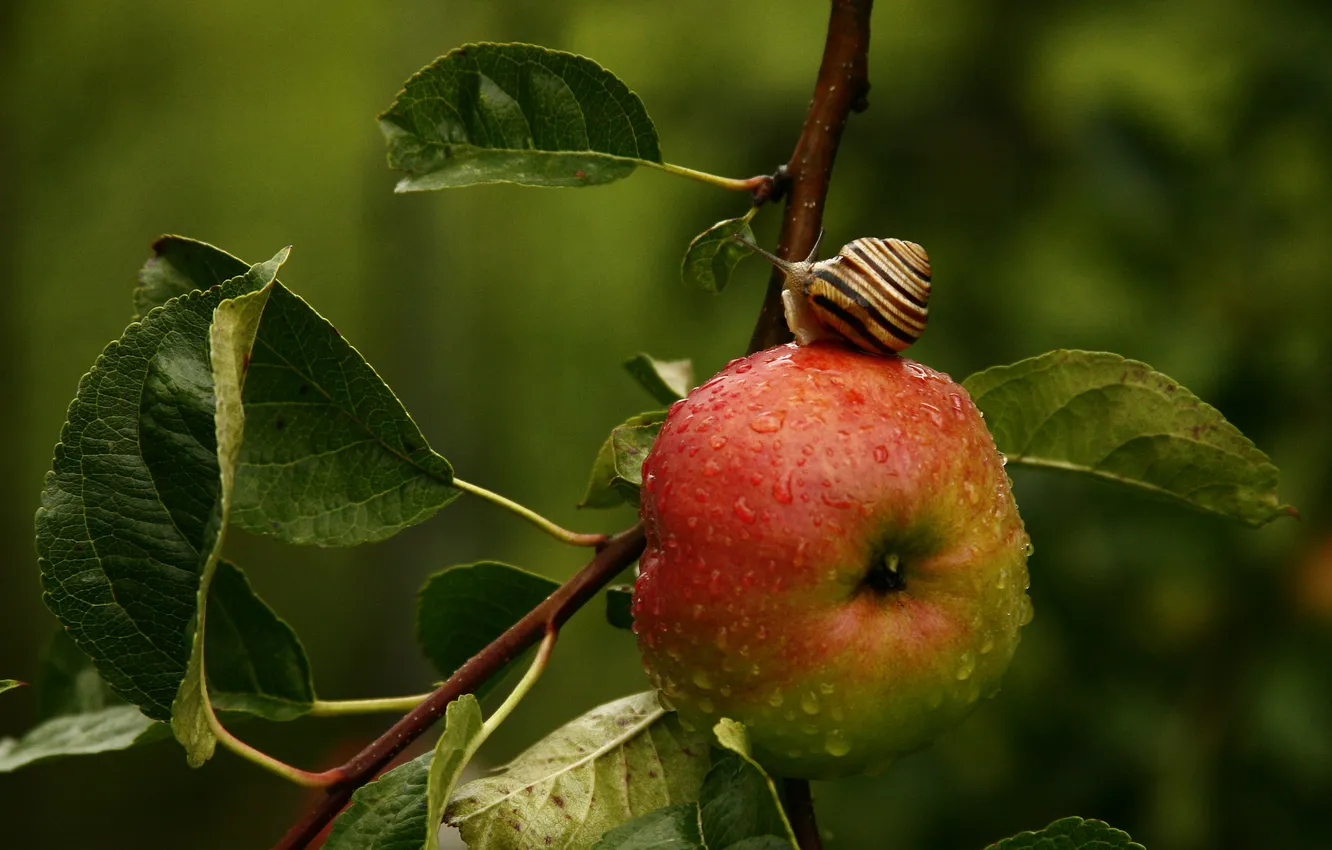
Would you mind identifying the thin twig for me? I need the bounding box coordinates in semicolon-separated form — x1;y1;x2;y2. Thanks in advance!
747;0;874;355
271;523;646;850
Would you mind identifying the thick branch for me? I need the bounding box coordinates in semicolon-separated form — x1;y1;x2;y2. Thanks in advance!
272;523;647;850
747;0;874;354
784;777;824;850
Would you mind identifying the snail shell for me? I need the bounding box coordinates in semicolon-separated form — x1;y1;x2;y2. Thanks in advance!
739;234;932;355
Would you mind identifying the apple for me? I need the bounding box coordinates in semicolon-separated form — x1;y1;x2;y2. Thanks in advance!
631;341;1032;779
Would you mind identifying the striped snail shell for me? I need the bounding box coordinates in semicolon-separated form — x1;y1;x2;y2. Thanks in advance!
737;234;932;355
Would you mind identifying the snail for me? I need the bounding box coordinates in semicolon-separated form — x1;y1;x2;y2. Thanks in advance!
736;234;931;355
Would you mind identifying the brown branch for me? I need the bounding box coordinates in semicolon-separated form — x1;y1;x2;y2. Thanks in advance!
276;1;872;845
271;523;647;850
751;2;874;847
784;777;824;850
747;0;874;355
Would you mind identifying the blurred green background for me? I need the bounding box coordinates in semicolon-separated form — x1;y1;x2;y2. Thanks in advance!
2;1;1330;847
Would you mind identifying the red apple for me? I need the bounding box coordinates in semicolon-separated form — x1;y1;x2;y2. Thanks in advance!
632;342;1032;779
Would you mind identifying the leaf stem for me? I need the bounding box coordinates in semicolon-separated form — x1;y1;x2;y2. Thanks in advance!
649;161;771;193
208;709;343;789
454;477;608;547
481;626;557;740
307;693;433;717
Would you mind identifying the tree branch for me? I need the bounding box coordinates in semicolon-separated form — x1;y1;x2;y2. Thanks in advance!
271;523;647;850
747;0;874;354
784;777;824;850
276;1;871;844
751;2;874;847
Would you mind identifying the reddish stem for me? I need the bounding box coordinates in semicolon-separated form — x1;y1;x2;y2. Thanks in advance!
271;524;646;850
747;0;874;355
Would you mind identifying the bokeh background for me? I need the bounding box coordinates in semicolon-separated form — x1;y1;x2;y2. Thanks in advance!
2;1;1330;847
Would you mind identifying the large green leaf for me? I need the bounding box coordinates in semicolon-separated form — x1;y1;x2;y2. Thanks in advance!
205;560;315;721
963;350;1294;527
579;411;668;509
416;562;559;685
380;43;661;191
624;354;694;406
324;696;484;850
0;706;168;773
172;272;278;766
681;216;756;294
129;236;462;547
232;280;460;546
133;235;248;319
36;251;285;721
986;816;1145;849
446;692;710;848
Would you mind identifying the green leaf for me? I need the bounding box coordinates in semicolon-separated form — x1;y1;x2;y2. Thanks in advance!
416;562;559;684
0;705;169;773
133;235;249;319
580;411;668;509
624;354;694;406
0;680;22;696
323;695;485;850
424;696;485;850
707;720;797;848
232;280;461;546
986;816;1146;849
606;584;635;630
379;42;661;191
172;271;281;766
681;217;756;293
37;249;285;721
206;561;316;721
446;692;710;848
963;350;1294;527
592;804;703;849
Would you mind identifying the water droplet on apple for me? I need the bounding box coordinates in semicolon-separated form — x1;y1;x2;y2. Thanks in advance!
734;362;752;374
873;445;889;463
710;434;728;450
687;516;698;528
748;470;764;486
995;568;1008;590
733;498;757;523
692;670;714;690
771;470;794;504
921;402;944;427
749;411;785;433
702;459;720;477
905;362;928;380
720;685;732;697
696;697;715;714
800;692;820;715
955;652;976;681
824;733;851;757
767;690;785;707
819;682;835;695
694;488;709;503
1018;597;1035;625
999;453;1008;467
980;634;995;655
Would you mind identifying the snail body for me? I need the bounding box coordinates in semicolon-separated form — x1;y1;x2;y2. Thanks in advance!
739;235;932;355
